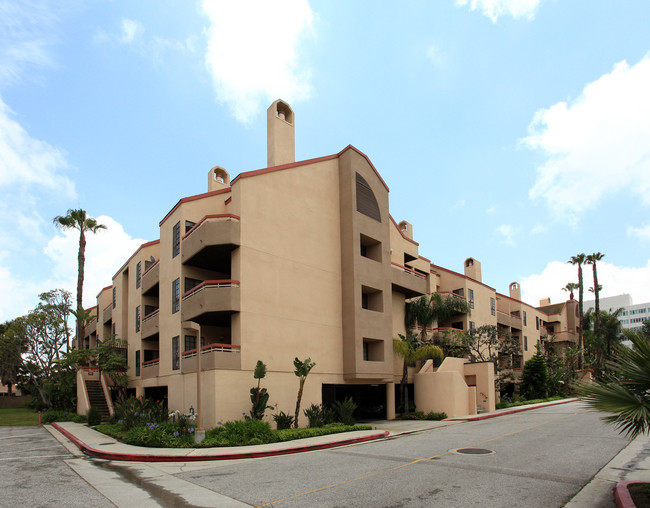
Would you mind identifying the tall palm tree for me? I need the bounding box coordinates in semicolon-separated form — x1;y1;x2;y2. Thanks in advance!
579;330;650;438
53;209;107;350
562;282;579;300
569;254;587;369
586;253;605;333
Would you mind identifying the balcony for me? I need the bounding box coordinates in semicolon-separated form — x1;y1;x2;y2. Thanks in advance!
497;310;522;328
391;262;427;298
102;304;112;324
142;260;159;296
83;317;97;339
142;358;159;379
181;280;240;325
141;309;159;339
181;343;241;373
182;215;240;269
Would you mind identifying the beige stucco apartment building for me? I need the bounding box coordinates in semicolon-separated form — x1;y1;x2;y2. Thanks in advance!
77;101;579;427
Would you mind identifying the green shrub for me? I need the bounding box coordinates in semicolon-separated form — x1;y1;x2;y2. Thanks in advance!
41;410;88;424
332;397;357;426
113;396;167;430
520;352;549;400
205;419;273;446
273;410;294;430
425;411;447;420
87;407;102;426
304;404;335;428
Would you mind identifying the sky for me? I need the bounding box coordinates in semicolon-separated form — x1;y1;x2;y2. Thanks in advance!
1;0;649;322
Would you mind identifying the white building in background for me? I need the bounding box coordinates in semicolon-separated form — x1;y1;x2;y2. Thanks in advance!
584;294;649;332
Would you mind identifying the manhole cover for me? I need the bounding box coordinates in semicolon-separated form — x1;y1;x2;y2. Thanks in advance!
454;448;494;455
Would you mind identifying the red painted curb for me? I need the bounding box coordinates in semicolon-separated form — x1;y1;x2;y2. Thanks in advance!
615;481;645;508
51;423;389;462
446;398;579;421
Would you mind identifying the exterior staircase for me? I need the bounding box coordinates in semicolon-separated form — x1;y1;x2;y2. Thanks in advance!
85;380;110;422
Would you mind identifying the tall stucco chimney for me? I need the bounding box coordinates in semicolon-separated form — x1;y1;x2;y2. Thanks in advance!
509;282;521;301
267;99;295;167
464;257;482;282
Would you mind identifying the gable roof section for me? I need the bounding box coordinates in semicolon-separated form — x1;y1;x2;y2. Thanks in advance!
112;239;160;280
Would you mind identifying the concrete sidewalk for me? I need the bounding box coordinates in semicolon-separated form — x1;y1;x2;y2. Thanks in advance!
46;398;650;507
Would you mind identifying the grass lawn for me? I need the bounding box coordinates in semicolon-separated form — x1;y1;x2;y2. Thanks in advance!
0;408;40;426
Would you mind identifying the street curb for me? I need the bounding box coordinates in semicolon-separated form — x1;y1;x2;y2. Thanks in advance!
615;481;644;508
446;398;580;421
51;423;389;462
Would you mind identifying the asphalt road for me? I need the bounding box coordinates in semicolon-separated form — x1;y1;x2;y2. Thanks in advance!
0;402;630;507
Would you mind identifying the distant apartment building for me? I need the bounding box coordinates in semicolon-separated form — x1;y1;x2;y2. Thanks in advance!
76;101;580;425
584;294;650;332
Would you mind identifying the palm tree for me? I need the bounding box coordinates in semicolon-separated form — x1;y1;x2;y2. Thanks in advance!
53;209;107;350
579;330;650;438
393;335;442;414
586;253;605;333
293;357;315;428
562;282;579;301
569;254;587;369
405;293;471;342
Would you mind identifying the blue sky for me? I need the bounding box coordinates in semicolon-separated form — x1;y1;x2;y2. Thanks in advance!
1;0;649;321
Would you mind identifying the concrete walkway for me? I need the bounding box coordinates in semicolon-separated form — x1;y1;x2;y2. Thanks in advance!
46;398;650;507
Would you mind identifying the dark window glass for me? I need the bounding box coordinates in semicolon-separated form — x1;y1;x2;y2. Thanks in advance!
172;278;180;313
135;350;141;376
136;261;142;288
173;222;181;257
135;306;141;332
172;337;180;370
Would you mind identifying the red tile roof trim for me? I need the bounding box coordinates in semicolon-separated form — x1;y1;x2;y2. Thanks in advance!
159;188;232;227
113;239;161;280
430;264;496;291
390;215;419;246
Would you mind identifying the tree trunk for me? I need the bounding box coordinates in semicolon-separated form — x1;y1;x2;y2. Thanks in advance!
401;361;409;414
76;230;86;351
593;263;600;333
294;380;304;428
578;265;584;370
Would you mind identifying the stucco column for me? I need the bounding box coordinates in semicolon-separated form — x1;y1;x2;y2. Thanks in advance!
183;321;205;443
386;382;396;420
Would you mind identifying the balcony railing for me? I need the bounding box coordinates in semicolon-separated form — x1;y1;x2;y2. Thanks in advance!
102;303;112;324
391;262;427;298
181;280;241;322
142;358;159;379
182;214;241;268
181;343;241;373
141;309;159;339
142;260;160;295
439;291;467;301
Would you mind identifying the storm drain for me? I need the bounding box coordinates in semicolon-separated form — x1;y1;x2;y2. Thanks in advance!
451;448;495;455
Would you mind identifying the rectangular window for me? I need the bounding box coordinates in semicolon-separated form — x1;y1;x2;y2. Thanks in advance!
185;220;196;233
135;305;141;332
491;297;496;316
172;278;180;313
523;311;527;326
468;289;474;309
359;234;381;262
184;335;197;352
111;322;115;337
172;221;181;258
524;336;528;351
135;350;141;376
112;287;116;308
469;321;476;331
536;316;540;330
136;261;142;289
172;336;180;370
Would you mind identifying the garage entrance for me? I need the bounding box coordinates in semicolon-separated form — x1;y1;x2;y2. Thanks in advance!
322;384;386;420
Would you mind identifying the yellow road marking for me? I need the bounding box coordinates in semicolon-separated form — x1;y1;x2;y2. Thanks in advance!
255;411;578;507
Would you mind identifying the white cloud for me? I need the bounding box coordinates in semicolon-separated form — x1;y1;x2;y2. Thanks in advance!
486;205;497;214
455;0;541;22
496;224;516;245
426;45;445;68
201;0;314;123
524;55;650;221
628;224;650;241
521;260;650;308
44;215;147;309
0;97;75;195
0;216;147;321
120;18;144;45
0;0;57;85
